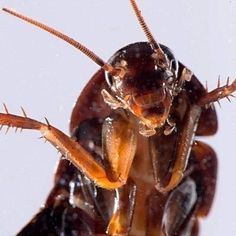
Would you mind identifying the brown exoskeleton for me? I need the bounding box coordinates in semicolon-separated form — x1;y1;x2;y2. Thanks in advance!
1;0;236;235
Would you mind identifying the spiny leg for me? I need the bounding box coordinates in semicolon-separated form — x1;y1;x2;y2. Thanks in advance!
0;107;139;234
155;105;202;193
155;78;235;193
198;78;236;107
0;106;129;190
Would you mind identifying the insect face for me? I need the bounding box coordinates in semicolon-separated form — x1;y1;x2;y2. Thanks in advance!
104;42;180;136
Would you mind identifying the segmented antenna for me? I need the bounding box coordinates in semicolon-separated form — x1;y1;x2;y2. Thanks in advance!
130;0;159;49
129;0;167;64
2;8;120;76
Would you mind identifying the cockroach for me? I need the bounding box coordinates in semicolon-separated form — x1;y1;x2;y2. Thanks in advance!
1;1;236;235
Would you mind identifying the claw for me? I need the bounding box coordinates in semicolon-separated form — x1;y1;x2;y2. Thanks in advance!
198;76;236;106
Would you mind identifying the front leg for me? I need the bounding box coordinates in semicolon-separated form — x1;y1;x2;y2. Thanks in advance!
0;109;137;190
155;78;236;193
155;105;202;193
198;78;236;106
102;113;137;183
102;113;137;235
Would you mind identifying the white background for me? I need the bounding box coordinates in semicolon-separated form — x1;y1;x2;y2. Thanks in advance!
0;1;236;235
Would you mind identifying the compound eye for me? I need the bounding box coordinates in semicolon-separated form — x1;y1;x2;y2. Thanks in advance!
105;72;114;87
170;59;178;72
164;69;175;85
166;75;174;85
